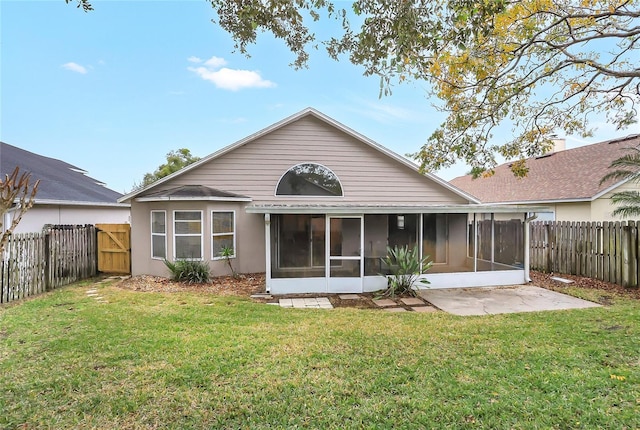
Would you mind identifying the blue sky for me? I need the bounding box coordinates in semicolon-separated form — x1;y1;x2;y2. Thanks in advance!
1;1;636;194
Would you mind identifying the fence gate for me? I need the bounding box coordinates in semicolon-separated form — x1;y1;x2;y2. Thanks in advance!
96;224;131;274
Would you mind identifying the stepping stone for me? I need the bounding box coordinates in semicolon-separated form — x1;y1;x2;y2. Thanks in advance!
266;302;280;306
304;298;319;306
279;299;293;308
411;306;438;313
400;297;425;306
251;294;273;299
291;298;307;308
384;307;407;312
319;304;334;309
339;294;361;300
373;299;397;308
551;276;574;284
315;297;331;305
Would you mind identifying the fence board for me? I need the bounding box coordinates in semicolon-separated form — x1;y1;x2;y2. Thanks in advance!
530;220;640;287
1;225;97;304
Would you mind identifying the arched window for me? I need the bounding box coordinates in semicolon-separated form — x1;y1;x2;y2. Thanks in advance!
276;163;343;197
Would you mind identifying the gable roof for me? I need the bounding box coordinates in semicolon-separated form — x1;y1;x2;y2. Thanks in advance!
450;134;640;204
119;108;479;204
1;142;125;205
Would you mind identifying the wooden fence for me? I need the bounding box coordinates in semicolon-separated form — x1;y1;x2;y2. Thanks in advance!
530;220;640;287
0;225;97;304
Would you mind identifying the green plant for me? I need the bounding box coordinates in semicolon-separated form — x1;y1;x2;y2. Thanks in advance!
163;259;211;284
380;245;432;297
219;245;238;278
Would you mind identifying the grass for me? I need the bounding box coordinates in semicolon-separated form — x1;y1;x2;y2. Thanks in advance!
1;279;639;429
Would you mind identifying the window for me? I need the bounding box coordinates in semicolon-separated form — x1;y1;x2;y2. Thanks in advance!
173;210;202;259
151;211;166;259
276;163;343;196
212;211;235;260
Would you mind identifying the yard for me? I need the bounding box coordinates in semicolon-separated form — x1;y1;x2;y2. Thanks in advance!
1;276;638;429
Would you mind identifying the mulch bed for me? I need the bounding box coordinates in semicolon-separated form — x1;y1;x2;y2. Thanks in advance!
529;271;640;301
114;270;639;309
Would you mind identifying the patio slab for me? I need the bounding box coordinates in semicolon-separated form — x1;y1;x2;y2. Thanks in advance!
278;297;333;309
418;285;601;316
400;297;425;306
339;294;361;300
373;299;397;308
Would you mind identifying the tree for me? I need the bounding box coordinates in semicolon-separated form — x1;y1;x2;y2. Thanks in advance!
600;145;640;217
69;0;640;176
65;0;92;12
134;148;200;190
0;167;39;253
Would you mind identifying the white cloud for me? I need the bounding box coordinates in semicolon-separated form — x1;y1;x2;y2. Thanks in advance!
188;55;275;91
187;56;202;63
61;62;88;74
203;56;227;68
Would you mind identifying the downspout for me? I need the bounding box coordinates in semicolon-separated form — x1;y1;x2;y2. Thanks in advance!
524;212;538;282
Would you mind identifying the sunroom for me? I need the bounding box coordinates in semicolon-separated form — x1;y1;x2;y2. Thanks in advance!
246;206;541;294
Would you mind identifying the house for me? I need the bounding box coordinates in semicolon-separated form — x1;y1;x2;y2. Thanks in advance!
119;108;548;294
450;134;640;222
1;142;130;233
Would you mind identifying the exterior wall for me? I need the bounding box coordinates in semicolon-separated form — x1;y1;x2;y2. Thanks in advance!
130;200;264;277
157;115;469;206
8;205;130;234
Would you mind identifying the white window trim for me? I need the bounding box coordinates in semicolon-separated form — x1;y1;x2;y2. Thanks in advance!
150;210;167;260
211;210;236;260
173;210;204;260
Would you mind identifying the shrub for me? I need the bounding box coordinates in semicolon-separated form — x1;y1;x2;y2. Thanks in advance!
219;245;238;278
164;259;211;284
380;245;432;297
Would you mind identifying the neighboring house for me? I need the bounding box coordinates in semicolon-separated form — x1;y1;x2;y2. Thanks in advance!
1;142;130;233
451;134;640;222
119;108;547;294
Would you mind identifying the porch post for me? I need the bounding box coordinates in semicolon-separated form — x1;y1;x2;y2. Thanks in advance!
524;213;537;282
264;214;271;293
473;213;478;272
490;213;495;265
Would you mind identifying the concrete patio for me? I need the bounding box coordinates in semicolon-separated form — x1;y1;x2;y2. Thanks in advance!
418;285;601;316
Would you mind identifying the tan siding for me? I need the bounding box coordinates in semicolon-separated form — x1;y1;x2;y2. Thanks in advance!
162;115;467;205
130;201;265;277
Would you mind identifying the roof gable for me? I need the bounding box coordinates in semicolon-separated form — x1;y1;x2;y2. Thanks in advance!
450;134;640;204
1;142;124;205
120;108;478;204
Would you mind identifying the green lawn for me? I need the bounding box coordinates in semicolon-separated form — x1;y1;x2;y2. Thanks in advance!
1;280;638;429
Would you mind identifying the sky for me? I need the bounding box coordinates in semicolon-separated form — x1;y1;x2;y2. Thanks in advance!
1;0;638;194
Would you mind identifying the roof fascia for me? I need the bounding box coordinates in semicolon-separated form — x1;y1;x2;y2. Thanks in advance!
591;178;632;200
246;203;552;214
32;200;130;207
135;196;252;203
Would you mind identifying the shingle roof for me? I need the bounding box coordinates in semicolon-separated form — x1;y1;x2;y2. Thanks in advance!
450;134;640;203
141;185;250;200
0;142;123;204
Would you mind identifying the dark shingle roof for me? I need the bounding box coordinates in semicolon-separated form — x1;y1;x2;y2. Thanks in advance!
141;185;250;200
450;135;640;203
0;142;123;204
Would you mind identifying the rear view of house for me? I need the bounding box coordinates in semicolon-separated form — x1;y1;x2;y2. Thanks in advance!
120;108;546;294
